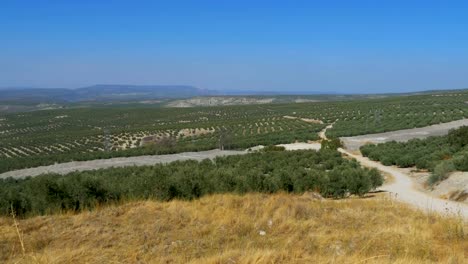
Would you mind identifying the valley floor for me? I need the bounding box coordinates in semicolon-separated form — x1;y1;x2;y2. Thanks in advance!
1;193;466;264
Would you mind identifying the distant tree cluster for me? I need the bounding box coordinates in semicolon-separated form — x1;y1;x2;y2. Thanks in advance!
0;149;383;217
321;138;343;150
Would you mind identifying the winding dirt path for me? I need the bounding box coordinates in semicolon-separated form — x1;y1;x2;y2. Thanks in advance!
339;148;468;218
315;121;468;218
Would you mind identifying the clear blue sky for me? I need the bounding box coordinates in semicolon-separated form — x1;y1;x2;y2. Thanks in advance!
1;0;468;93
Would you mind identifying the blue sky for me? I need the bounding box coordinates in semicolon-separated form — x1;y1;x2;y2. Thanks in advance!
1;1;468;93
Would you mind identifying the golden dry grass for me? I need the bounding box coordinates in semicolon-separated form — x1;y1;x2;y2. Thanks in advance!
0;193;466;264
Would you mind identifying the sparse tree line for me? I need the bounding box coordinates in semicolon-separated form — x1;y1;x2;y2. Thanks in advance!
360;126;468;184
0;149;383;217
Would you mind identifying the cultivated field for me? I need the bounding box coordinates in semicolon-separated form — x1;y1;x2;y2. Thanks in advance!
1;91;468;263
1;91;468;173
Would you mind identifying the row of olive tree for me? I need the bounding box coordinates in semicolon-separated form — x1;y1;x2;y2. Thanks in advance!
0;149;383;217
360;126;468;185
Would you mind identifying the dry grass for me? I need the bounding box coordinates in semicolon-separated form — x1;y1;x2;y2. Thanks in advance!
0;193;466;263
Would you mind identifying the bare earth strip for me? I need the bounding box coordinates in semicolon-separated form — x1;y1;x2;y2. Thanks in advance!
341;119;468;151
0;150;245;179
339;148;468;218
0;143;321;179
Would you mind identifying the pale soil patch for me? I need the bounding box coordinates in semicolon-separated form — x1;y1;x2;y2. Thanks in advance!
11;147;29;156
294;98;321;103
283;115;323;124
276;142;321;151
177;128;214;137
283;115;297;120
300;118;323;124
56;144;71;151
381;171;395;185
166;97;275;107
318;123;334;140
3;148;20;157
339;148;468;218
49;145;64;152
410;170;468;203
138;100;162;104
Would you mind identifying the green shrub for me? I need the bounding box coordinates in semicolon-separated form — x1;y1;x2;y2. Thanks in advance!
262;145;286;152
448;126;468;148
452;150;468;171
429;160;456;185
321;138;343;151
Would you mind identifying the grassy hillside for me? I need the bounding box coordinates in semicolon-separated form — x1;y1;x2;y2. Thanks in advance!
1;193;466;263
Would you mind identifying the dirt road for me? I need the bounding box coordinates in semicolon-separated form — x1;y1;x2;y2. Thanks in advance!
310;120;468;218
341;119;468;151
0;150;246;179
0;142;322;179
339;148;468;218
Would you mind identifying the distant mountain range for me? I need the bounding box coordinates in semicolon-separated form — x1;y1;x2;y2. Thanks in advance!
1;84;466;104
0;85;332;103
0;85;216;102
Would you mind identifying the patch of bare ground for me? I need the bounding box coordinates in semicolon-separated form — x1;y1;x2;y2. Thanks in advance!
166;97;275;107
1;193;466;263
410;170;468;203
177;128;215;137
283;115;323;124
381;171;396;185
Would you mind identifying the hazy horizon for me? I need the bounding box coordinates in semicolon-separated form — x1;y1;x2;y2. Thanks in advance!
1;84;467;96
1;1;468;93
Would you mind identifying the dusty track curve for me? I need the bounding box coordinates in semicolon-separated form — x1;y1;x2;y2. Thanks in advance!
339;148;468;218
318;121;468;218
